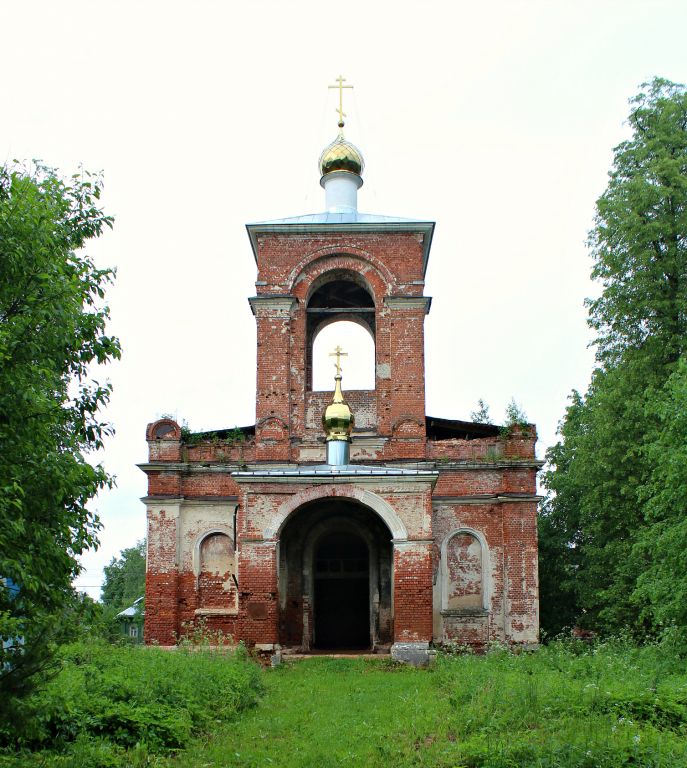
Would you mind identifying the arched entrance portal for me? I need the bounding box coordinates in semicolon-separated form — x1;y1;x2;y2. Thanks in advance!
314;531;369;649
278;498;393;651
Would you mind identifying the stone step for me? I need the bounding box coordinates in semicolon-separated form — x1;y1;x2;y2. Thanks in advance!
280;646;391;662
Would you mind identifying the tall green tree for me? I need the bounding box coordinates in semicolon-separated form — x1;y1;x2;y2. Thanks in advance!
633;360;687;639
541;79;687;638
538;393;585;636
101;540;146;611
587;78;687;369
0;162;120;702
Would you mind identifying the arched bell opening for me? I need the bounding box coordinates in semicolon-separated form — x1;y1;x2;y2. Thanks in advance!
277;497;393;651
305;270;376;392
312;320;375;391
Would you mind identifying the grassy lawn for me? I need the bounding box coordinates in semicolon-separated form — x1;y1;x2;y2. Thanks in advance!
173;642;687;768
3;639;687;767
174;657;442;767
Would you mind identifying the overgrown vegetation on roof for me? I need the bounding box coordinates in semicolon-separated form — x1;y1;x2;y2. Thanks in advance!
179;425;251;446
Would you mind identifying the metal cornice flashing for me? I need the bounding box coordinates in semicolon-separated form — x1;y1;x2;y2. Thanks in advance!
138;460;543;474
231;474;438;488
232;464;439;484
432;494;544;504
232;465;439;477
433;460;545;471
141;495;239;504
246;220;436;276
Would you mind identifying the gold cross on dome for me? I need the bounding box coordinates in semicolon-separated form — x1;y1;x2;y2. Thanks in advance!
329;345;348;376
328;75;353;128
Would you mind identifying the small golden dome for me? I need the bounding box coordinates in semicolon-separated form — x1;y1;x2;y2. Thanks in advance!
319;135;364;178
323;374;354;441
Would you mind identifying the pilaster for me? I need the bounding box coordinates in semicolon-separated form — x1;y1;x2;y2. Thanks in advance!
392;539;434;643
144;502;181;645
237;539;280;647
250;296;297;461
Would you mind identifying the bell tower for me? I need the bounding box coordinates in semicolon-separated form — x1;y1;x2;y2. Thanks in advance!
247;84;434;464
142;78;540;659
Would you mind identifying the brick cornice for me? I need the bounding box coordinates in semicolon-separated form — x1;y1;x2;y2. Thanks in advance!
248;295;297;315
246;220;436;276
383;296;432;313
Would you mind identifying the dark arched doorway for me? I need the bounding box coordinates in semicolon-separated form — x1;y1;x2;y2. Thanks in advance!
314;531;369;649
277;498;393;652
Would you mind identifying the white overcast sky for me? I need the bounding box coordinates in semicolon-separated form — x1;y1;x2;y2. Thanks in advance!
2;1;686;598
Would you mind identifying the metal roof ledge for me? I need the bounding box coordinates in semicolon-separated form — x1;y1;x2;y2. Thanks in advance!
232;463;438;485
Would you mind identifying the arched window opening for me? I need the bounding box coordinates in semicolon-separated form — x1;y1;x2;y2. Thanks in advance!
312;321;375;391
445;532;484;611
198;533;236;609
306;271;376;391
153;423;175;439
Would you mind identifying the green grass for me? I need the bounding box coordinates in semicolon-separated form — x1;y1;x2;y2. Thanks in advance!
176;657;440;767
0;639;263;767
172;640;687;768
3;638;687;767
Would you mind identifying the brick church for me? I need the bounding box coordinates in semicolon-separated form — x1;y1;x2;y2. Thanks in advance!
142;93;540;663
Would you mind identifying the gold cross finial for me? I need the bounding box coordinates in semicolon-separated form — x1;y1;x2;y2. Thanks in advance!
328;75;353;129
329;345;348;376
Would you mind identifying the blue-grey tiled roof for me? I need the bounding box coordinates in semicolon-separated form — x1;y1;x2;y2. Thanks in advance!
249;211;431;225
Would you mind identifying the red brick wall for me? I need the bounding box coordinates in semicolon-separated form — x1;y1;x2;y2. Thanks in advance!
433;465;538;497
393;543;433;642
185;442;255;464
144;572;177;645
237;542;279;646
177;572;239;643
251;297;295;461
255;236;425;292
251;235;430;460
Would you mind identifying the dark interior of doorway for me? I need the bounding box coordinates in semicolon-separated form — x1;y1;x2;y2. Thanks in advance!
314;531;369;650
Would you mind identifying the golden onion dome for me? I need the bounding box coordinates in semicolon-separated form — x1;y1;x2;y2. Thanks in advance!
322;374;354;441
319;135;365;178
